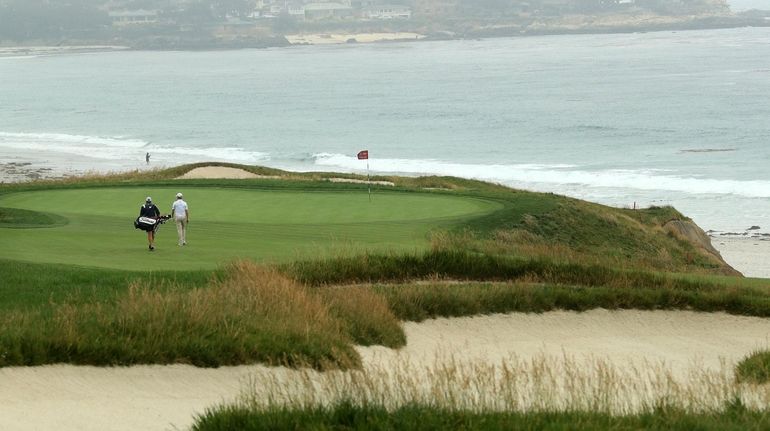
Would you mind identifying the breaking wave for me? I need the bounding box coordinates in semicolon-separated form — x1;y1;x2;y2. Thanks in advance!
0;132;269;166
313;153;770;198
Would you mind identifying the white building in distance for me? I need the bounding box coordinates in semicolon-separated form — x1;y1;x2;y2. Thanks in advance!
362;4;412;19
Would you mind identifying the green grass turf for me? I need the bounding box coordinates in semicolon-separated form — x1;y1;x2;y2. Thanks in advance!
0;187;501;270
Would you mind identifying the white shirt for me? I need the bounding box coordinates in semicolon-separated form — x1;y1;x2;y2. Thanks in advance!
171;199;188;220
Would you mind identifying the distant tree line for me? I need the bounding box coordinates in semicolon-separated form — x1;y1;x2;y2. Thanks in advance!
0;0;261;41
0;0;732;43
0;0;109;40
444;0;727;17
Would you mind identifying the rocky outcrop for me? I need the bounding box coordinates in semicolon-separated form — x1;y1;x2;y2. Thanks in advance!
664;219;741;275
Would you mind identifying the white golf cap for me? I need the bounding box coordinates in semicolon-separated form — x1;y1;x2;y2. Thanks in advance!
146;196;152;202
176;192;183;198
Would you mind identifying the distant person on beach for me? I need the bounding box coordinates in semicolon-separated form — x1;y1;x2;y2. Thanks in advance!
145;152;150;164
139;197;161;250
171;192;189;246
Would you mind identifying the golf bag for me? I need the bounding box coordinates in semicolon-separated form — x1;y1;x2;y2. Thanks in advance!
134;214;171;232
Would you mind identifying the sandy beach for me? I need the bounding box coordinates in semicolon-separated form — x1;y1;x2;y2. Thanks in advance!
1;309;770;430
0;154;152;183
285;32;424;45
711;235;770;278
0;45;129;58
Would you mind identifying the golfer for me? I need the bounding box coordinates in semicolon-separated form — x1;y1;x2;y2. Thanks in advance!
139;197;160;250
171;192;189;246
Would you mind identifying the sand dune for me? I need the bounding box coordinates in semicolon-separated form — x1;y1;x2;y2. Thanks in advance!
175;166;271;180
2;309;770;430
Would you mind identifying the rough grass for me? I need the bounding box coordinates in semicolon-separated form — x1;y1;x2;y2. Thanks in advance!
434;223;731;276
372;281;770;322
193;402;770;431
319;286;406;347
285;249;733;291
0;261;404;369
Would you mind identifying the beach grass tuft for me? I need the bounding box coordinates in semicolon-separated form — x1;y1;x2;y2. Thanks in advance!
319;285;406;348
736;351;770;384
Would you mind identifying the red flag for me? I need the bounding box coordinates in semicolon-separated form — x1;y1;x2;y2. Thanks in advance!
357;150;369;160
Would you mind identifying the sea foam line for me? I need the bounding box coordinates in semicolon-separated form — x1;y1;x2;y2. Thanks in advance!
313;153;770;198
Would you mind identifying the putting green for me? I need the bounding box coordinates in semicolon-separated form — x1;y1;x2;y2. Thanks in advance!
0;187;501;270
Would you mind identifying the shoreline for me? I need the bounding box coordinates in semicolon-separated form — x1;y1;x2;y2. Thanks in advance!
285;32;424;45
0;45;130;58
1;17;768;53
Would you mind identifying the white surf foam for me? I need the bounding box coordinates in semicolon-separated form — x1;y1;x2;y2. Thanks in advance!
313;153;770;198
0;132;269;167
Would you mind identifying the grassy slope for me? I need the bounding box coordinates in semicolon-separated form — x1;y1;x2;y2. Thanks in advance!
0;162;736;274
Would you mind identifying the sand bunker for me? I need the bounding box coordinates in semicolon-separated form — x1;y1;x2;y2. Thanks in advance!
176;166;274;180
2;310;769;430
327;177;395;186
175;167;393;187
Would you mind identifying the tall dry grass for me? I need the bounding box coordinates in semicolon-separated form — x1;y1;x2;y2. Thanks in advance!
225;352;770;416
319;286;406;348
0;261;404;369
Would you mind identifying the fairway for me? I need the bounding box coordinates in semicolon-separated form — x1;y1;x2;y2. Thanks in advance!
0;187;501;270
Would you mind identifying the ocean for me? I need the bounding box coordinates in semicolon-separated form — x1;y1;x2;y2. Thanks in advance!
1;27;769;235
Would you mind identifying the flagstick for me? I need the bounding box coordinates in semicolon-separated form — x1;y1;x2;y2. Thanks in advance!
367;161;371;202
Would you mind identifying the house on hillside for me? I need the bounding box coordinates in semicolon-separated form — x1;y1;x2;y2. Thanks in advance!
351;0;380;8
412;0;456;18
304;3;353;19
362;4;412;19
108;9;159;26
288;4;306;19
